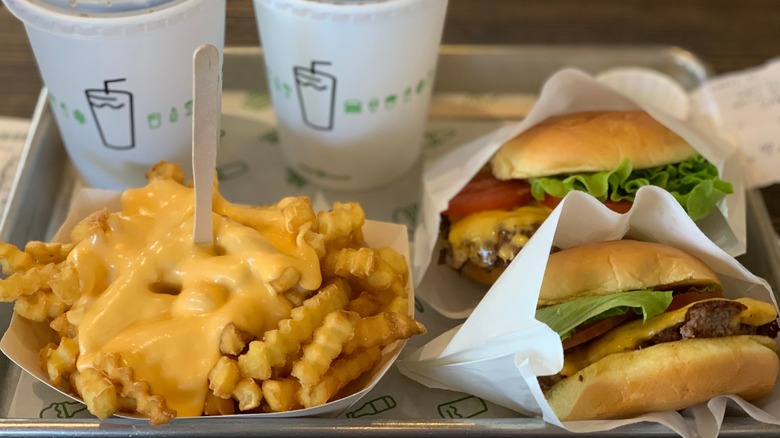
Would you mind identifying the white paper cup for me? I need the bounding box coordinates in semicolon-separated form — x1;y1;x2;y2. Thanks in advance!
253;0;448;191
5;0;226;189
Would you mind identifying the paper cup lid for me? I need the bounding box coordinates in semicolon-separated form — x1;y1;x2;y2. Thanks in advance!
33;0;185;13
596;66;691;119
5;0;206;37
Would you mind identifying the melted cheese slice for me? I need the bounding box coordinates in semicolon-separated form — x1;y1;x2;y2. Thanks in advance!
68;178;322;417
561;297;778;377
447;204;551;265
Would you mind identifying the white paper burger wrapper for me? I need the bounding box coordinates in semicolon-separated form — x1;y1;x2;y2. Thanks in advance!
398;187;780;438
412;68;747;319
0;187;415;420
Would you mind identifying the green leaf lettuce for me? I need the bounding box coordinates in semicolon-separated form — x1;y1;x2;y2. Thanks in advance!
535;290;674;340
529;155;733;220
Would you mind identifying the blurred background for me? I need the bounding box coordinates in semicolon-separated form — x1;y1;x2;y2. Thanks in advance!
1;0;778;228
2;0;779;119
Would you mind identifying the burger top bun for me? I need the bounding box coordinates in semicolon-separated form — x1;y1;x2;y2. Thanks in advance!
490;111;698;180
538;240;721;307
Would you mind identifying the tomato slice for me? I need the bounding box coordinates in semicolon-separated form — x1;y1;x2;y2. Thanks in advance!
541;195;562;210
542;195;633;214
603;199;633;214
562;289;723;350
561;313;633;350
443;170;533;218
666;289;724;312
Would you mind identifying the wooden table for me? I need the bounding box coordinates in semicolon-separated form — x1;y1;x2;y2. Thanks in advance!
1;0;778;233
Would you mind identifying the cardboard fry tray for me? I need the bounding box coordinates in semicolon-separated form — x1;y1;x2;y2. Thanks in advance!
0;45;779;437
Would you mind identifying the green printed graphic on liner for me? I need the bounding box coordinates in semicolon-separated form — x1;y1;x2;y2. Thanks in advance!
438;395;488;418
169;107;179;123
243;91;272;110
286;168;309;189
59;102;69;118
368;98;380;112
40;401;89;419
217;160;249;181
185;99;193;116
346;395;397;418
392;203;419;234
261;129;279;144
298;163;351;182
414;297;424;313
424;128;457;149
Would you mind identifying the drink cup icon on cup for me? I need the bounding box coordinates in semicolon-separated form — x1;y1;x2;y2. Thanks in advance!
294;61;337;131
85;79;135;150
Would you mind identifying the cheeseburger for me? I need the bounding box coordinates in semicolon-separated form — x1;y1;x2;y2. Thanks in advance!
440;111;733;285
535;240;779;421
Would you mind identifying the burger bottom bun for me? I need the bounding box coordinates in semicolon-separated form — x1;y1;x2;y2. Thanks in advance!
459;261;505;286
545;335;780;421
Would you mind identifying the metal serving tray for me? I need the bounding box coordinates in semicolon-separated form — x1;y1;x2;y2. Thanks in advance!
1;45;780;437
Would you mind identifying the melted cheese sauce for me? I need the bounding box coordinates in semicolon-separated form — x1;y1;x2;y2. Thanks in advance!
561;297;778;376
68;178;322;417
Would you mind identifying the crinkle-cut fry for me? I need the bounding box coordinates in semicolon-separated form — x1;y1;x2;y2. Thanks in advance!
233;378;263;411
316;202;365;249
238;279;351;380
214;196;315;239
303;231;326;259
298;347;382;409
14;290;67;322
270;266;302;293
69;209;110;243
24;241;74;265
94;352;176;425
50;313;78;339
346;291;381;317
71;368;118;419
283;287;314;308
0;242;34;275
375;247;409;284
204;391;236;416
383;295;410;315
343;312;426;355
270;352;299;379
281;197;317;234
0;263;59;302
292;310;360;386
219;323;254;356
323;247;404;294
42;336;79;387
48;262;81;305
145;160;185;182
321;247;374;279
208;356;241;399
262;378;302;412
